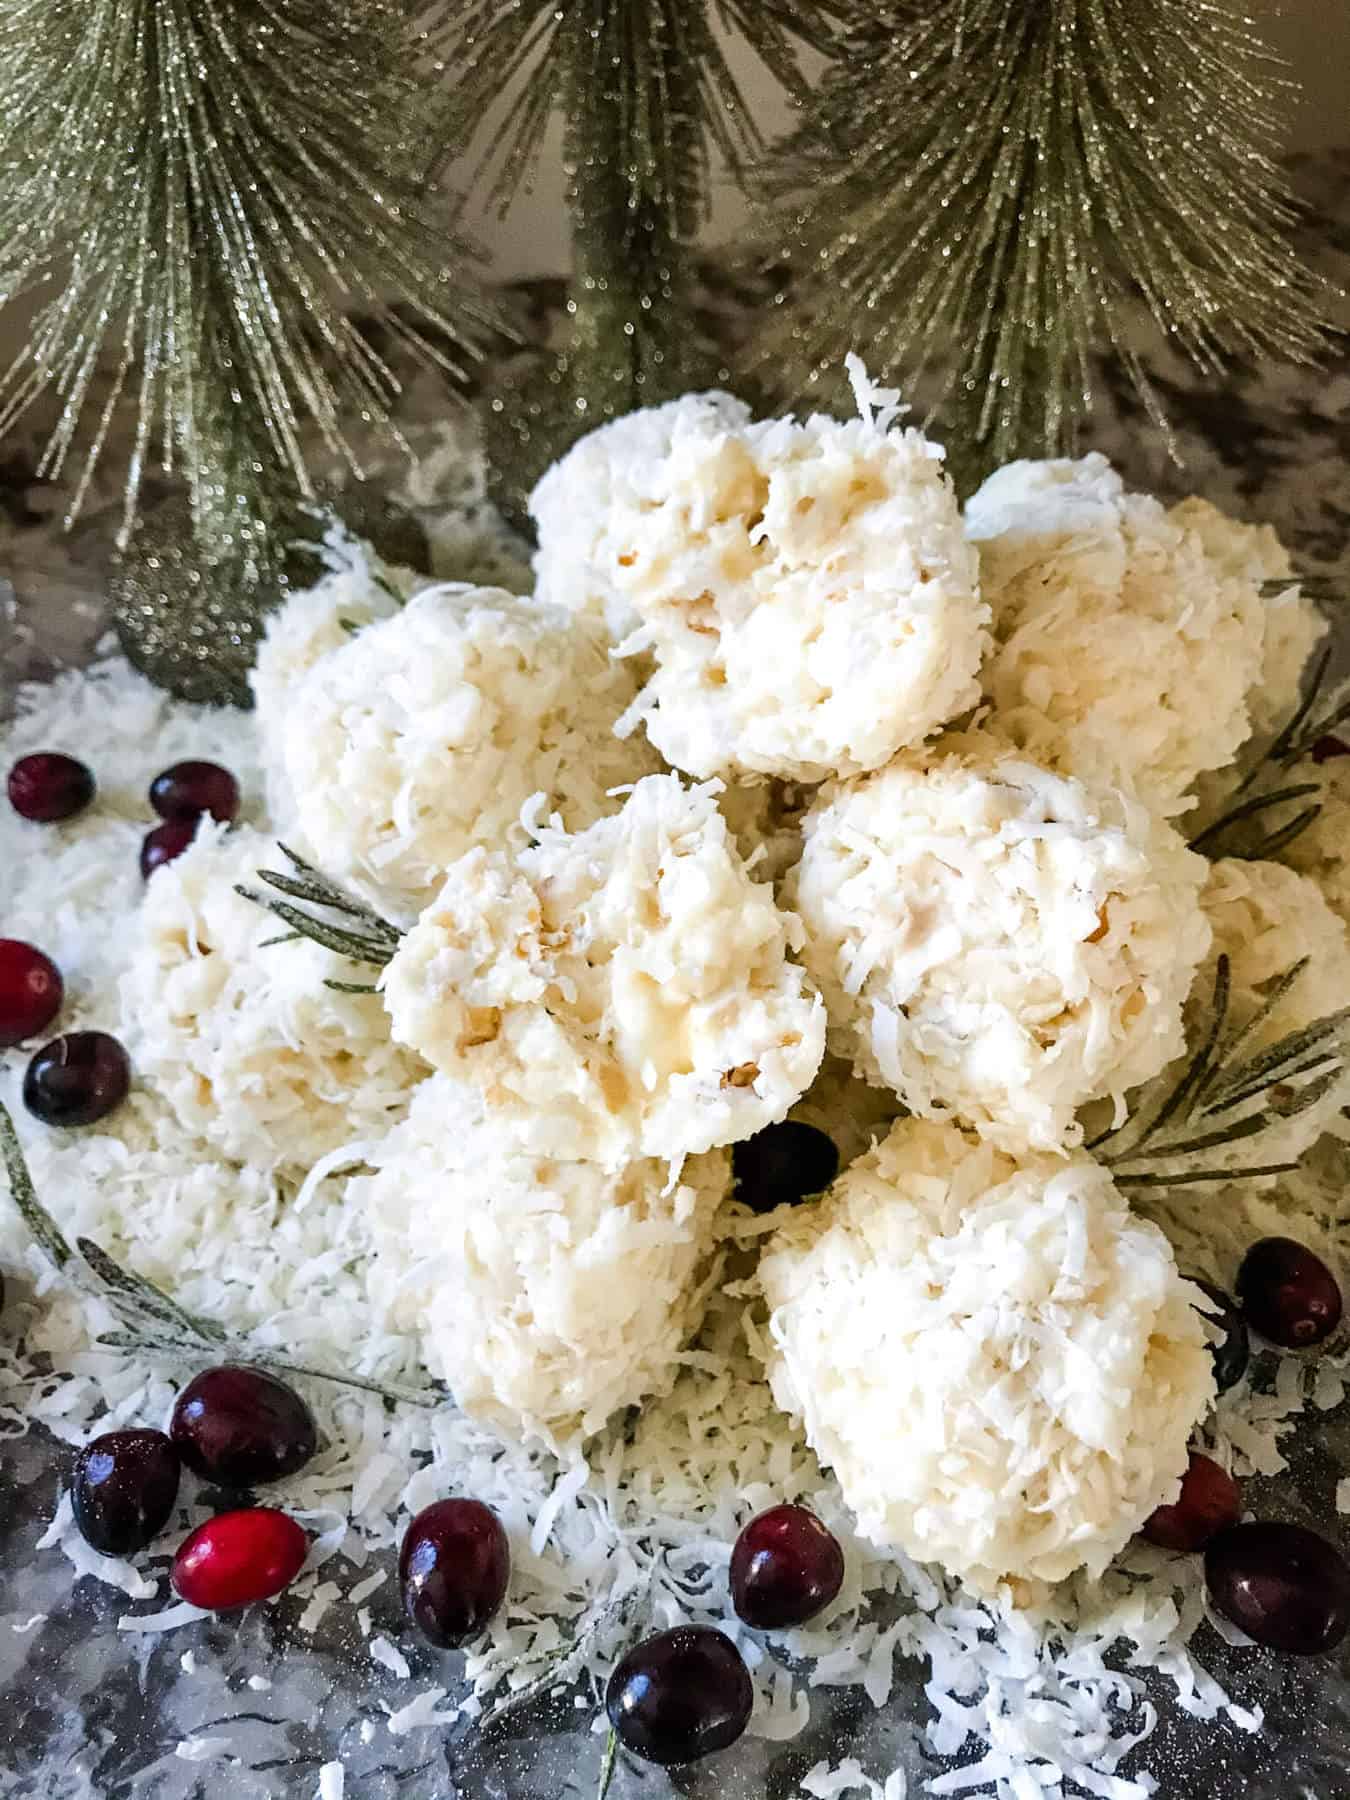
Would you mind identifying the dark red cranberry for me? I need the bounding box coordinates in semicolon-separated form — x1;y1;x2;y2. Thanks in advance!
149;761;240;825
0;940;64;1048
1206;1521;1350;1654
1142;1453;1242;1553
171;1507;308;1610
1311;735;1350;765
7;752;95;822
399;1498;511;1648
72;1428;180;1556
1237;1237;1342;1349
731;1503;845;1629
606;1626;753;1766
1189;1278;1250;1393
732;1121;840;1214
23;1031;130;1127
170;1365;318;1488
140;819;198;878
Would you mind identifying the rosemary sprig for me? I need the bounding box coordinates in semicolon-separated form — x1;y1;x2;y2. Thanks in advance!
237;844;401;970
1098;955;1350;1186
596;1729;618;1800
0;1102;440;1409
1194;639;1350;861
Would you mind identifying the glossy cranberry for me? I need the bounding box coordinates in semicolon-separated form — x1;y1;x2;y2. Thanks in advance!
1142;1453;1242;1553
7;752;95;822
0;940;64;1048
23;1031;130;1127
171;1365;317;1488
149;761;240;825
1237;1236;1342;1349
399;1498;511;1648
1206;1521;1350;1654
171;1507;308;1610
731;1503;845;1629
1311;735;1350;764
140;819;198;878
732;1121;840;1214
72;1428;180;1556
606;1626;753;1766
1189;1278;1250;1393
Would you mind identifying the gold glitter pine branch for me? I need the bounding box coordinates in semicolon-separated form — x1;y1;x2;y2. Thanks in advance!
429;0;845;510
0;0;500;545
752;0;1332;491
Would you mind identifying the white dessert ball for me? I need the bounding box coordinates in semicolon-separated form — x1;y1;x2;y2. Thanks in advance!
275;583;658;921
791;732;1211;1153
381;773;826;1169
601;372;987;783
757;1117;1214;1593
358;1074;729;1447
117;824;424;1173
530;391;753;644
967;456;1268;816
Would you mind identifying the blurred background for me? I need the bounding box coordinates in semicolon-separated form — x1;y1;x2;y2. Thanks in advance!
447;0;1350;280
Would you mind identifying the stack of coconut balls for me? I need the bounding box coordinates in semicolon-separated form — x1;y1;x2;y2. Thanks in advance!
123;359;1343;1598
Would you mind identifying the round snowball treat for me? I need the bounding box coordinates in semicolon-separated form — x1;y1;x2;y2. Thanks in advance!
600;362;987;783
529;390;753;644
276;583;658;920
381;773;826;1169
967;456;1270;816
117;824;425;1173
757;1117;1215;1594
358;1074;730;1447
791;732;1211;1153
1169;497;1326;741
250;540;422;826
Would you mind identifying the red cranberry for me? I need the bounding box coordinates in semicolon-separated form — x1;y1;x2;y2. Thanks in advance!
7;752;95;822
171;1507;308;1610
140;819;198;878
1206;1521;1350;1654
0;940;64;1048
399;1498;511;1648
1142;1453;1242;1553
1237;1236;1342;1349
733;1121;839;1214
606;1626;753;1766
170;1365;318;1488
1311;735;1350;764
731;1503;845;1629
1189;1278;1250;1393
149;761;240;824
72;1429;181;1556
23;1031;130;1127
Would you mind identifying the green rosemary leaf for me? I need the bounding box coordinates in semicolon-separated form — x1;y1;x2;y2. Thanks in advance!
596;1729;619;1800
0;1100;73;1268
324;980;382;995
1116;1162;1301;1190
1209;957;1310;1081
1236;643;1333;792
233;887;394;967
258;932;304;948
276;846;401;942
1187;784;1322;856
76;1236;228;1347
257;868;379;921
247;1354;443;1410
1211;1058;1343;1122
1243;805;1323;863
1108;1112;1269;1168
1205;1006;1350;1113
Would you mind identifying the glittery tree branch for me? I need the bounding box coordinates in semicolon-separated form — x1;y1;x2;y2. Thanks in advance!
0;0;501;546
428;0;844;507
752;0;1332;490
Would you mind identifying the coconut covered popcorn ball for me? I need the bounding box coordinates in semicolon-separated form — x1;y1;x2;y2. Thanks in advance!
602;362;987;784
756;1117;1215;1594
966;455;1270;815
381;773;826;1168
359;1074;729;1447
791;732;1211;1152
250;543;421;826
117;824;424;1172
274;582;658;921
530;390;753;644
